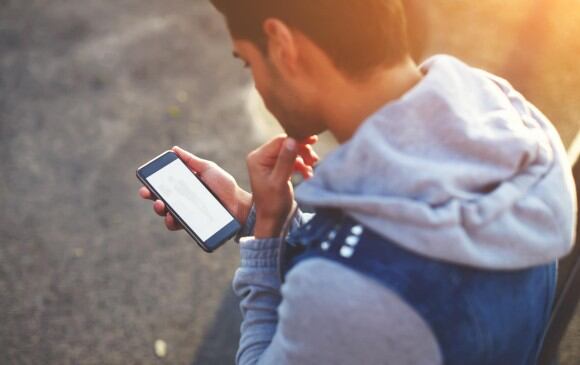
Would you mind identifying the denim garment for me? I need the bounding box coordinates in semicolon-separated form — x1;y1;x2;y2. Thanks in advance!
282;209;557;365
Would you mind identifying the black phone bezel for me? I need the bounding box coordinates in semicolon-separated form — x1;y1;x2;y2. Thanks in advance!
136;151;241;252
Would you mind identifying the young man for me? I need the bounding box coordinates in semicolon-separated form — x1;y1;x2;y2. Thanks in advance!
140;1;576;364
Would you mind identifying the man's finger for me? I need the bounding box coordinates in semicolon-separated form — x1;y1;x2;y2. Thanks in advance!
294;159;314;179
294;157;312;171
165;213;182;231
139;186;155;200
299;135;318;145
246;135;287;170
252;135;287;157
298;168;314;180
298;144;320;166
172;146;211;173
253;134;314;158
272;138;299;183
153;200;167;217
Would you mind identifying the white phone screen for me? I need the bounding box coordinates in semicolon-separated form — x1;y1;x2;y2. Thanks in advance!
147;159;234;241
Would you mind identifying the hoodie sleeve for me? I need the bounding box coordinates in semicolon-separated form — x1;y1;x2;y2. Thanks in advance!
233;236;283;364
233;248;442;365
235;205;313;243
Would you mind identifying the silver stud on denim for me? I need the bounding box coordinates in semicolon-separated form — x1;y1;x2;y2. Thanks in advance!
345;235;360;247
351;225;364;236
321;241;330;251
340;245;355;258
327;230;337;240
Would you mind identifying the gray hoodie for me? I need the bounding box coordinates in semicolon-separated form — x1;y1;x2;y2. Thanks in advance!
233;55;577;365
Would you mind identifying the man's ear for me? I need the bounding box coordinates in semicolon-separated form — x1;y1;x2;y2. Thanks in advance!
262;18;299;75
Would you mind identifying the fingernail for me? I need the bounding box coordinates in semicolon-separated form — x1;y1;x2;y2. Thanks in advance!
285;138;296;151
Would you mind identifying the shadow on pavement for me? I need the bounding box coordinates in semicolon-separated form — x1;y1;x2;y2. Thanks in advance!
191;287;242;365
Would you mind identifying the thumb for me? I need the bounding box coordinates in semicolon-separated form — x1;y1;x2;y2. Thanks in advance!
172;146;211;173
272;138;298;183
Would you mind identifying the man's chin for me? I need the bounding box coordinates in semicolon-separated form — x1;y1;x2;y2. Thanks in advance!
286;131;313;143
276;115;326;142
283;126;325;143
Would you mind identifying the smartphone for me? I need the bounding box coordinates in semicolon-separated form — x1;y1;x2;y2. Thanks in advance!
136;151;241;252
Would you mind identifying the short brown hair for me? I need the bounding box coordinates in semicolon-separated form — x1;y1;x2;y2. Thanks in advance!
210;0;410;78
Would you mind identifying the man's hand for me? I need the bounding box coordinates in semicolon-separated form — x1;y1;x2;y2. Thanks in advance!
247;135;319;239
138;146;253;231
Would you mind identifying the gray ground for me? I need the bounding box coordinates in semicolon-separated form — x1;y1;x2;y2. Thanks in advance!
0;1;578;364
1;1;251;364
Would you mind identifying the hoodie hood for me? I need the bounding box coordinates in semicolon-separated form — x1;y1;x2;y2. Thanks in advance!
295;55;576;270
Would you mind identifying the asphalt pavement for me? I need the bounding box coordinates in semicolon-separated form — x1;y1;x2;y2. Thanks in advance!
1;1;254;363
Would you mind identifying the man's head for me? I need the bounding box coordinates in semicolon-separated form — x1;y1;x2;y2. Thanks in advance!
210;0;410;139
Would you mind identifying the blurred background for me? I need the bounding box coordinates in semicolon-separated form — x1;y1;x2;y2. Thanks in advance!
0;0;578;364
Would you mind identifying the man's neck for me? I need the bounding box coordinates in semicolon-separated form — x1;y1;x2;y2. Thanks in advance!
320;58;423;144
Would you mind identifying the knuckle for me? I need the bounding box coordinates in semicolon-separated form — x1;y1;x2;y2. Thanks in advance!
246;151;257;164
270;134;285;144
